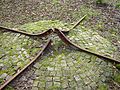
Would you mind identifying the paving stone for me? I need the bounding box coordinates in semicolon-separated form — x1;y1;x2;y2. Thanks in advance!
38;76;45;81
62;81;68;89
45;71;50;76
5;75;12;80
20;76;28;81
38;87;45;90
46;81;53;88
83;77;91;85
53;82;61;86
0;64;4;68
35;70;44;76
53;77;60;82
69;80;77;88
31;87;39;90
38;81;46;88
83;85;92;90
33;81;39;86
28;80;34;84
33;63;40;69
56;71;62;77
47;67;54;71
46;77;53;82
0;73;7;78
49;71;56;76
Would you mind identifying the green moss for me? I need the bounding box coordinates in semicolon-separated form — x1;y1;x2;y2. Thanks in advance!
52;0;60;4
68;26;116;57
19;20;69;33
115;64;120;69
4;85;14;90
48;85;61;90
113;74;120;84
0;70;8;76
116;3;120;8
0;78;4;84
97;84;108;90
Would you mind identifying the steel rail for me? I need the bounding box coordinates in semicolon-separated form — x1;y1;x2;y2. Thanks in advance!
0;15;87;37
0;39;52;90
70;15;87;30
0;26;68;37
54;28;120;64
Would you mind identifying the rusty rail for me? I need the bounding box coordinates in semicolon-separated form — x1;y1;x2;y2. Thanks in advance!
0;15;87;37
0;26;68;37
54;28;120;64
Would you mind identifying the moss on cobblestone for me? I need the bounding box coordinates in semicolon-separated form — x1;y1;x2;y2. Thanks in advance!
19;20;69;33
18;20;117;57
4;85;14;90
114;73;120;84
31;46;118;89
115;64;120;70
0;29;44;85
98;84;108;90
18;20;119;89
68;26;117;57
0;20;119;89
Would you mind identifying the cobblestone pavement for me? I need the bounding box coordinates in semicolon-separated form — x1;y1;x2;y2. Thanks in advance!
0;0;120;58
1;20;118;90
68;26;116;58
0;30;47;86
31;49;118;90
10;42;119;90
0;0;120;90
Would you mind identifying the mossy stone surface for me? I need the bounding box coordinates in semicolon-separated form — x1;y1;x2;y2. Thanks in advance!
0;20;119;89
18;20;69;33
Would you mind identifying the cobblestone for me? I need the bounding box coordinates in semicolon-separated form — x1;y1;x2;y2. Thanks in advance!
69;28;117;57
0;30;46;85
1;0;120;89
24;47;119;90
1;17;120;90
